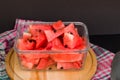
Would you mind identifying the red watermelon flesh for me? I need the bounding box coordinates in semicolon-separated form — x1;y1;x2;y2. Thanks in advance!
54;29;64;39
73;61;82;69
25;40;36;50
57;61;82;69
19;53;50;69
50;53;84;62
19;54;39;63
23;32;31;41
45;42;52;50
52;20;65;30
51;38;64;50
44;29;64;42
17;39;35;50
19;53;49;59
63;32;74;48
45;38;65;50
29;24;52;35
17;39;28;50
36;58;55;69
63;31;84;49
19;54;39;69
30;24;52;30
74;37;86;49
36;58;48;69
63;23;84;49
44;29;55;42
64;23;78;36
32;32;47;49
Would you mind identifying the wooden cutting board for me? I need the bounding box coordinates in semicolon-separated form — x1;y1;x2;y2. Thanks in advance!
5;48;97;80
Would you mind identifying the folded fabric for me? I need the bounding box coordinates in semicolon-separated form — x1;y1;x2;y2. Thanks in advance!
91;44;115;80
0;19;115;80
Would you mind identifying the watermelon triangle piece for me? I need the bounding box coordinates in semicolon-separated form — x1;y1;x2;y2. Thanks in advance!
50;53;84;62
44;29;55;42
44;29;64;42
52;20;65;30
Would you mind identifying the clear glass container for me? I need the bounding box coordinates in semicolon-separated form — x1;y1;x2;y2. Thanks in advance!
14;21;90;70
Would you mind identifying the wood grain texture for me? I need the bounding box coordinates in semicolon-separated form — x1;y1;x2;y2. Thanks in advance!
5;48;97;80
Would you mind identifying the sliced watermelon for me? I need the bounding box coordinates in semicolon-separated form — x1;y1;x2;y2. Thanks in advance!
44;29;64;42
25;39;36;50
19;54;39;69
52;38;63;47
63;31;84;49
36;58;55;69
63;32;74;48
74;37;86;49
33;53;49;58
32;32;47;49
45;38;65;50
30;24;52;30
17;39;35;50
45;42;52;50
29;24;52;36
73;61;82;69
36;58;48;69
57;61;82;69
64;23;78;35
57;62;74;69
44;29;55;42
54;29;64;39
19;53;50;69
52;20;65;30
20;53;49;59
23;32;31;41
63;23;84;49
50;53;84;62
17;39;27;50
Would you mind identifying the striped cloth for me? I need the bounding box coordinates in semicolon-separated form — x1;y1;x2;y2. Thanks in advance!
0;19;115;80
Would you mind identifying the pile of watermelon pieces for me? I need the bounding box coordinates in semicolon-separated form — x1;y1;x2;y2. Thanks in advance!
16;20;87;70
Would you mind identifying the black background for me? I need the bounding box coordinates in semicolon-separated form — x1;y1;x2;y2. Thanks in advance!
0;0;120;35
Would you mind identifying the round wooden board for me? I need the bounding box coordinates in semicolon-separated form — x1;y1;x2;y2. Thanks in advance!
5;48;97;80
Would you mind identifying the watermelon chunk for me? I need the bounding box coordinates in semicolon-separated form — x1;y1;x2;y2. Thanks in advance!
52;20;65;30
50;53;84;62
57;61;82;69
23;32;31;41
44;29;64;42
17;39;27;50
32;32;47;49
63;23;84;49
19;53;50;69
17;39;35;50
44;29;55;42
51;38;65;50
19;54;39;69
36;58;48;69
63;31;84;49
45;42;52;50
29;24;52;36
36;58;55;69
26;39;36;50
64;23;78;35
